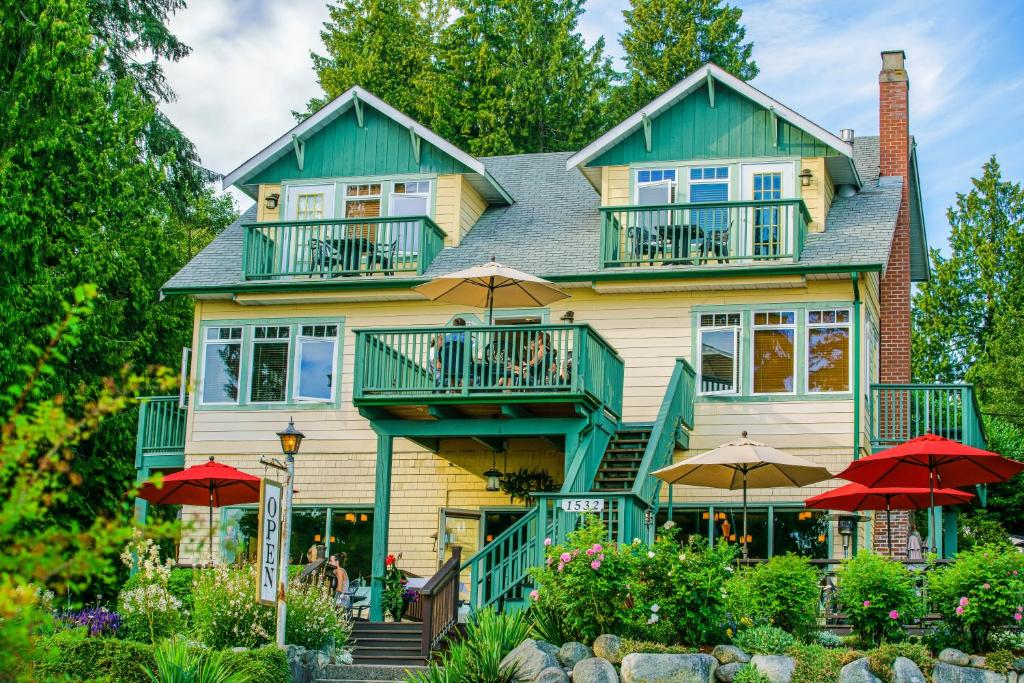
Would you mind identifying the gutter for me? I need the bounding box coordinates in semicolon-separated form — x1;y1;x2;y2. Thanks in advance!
851;271;862;460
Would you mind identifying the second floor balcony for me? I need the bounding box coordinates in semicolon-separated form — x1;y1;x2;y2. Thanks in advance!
869;383;986;450
601;199;810;269
242;216;446;281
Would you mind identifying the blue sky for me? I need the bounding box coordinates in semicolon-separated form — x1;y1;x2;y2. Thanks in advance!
162;0;1024;254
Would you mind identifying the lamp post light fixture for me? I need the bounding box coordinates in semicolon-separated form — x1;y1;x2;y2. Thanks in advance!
483;467;502;492
837;514;859;558
274;417;304;648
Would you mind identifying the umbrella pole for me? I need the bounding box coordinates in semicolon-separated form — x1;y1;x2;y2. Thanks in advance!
742;472;749;561
208;483;214;565
487;280;494;325
929;464;938;555
886;502;893;557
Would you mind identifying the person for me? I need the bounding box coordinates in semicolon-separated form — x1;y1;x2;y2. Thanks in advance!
906;517;924;562
522;331;556;385
438;318;470;388
328;553;350;609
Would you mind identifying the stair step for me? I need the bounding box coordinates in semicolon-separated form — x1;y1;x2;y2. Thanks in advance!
598;466;640;473
318;665;429;682
353;637;421;647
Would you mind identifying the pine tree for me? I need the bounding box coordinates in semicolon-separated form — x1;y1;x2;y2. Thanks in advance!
307;0;437;121
614;0;757;116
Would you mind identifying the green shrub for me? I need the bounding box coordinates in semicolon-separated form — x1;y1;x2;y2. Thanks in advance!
408;608;529;683
619;639;695;655
219;647;292;683
864;641;932;680
191;564;274;649
285;581;350;651
985;650;1018;674
990;630;1024;652
814;631;843;649
144;638;249;683
732;625;795;654
834;551;923;646
958;510;1013;551
37;632;157;683
122;568;196;614
928;543;1024;652
788;643;846;683
724;554;821;638
733;664;772;683
527;602;568;647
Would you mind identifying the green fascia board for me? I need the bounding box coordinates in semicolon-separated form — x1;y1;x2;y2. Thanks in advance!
245;105;471;186
588;81;841;167
909;146;931;282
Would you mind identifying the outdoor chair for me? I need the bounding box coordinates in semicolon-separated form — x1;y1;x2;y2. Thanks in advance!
692;223;731;264
308;237;343;278
627;226;665;263
369;238;400;275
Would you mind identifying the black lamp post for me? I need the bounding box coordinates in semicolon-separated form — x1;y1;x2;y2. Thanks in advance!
274;418;304;647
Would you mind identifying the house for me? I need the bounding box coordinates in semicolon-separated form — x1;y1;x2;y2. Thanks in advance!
135;51;984;627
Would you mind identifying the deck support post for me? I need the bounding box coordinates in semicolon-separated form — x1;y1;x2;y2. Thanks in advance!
370;433;394;621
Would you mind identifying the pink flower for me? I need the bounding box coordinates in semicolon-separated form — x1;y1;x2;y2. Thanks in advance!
983;583;991;589
956;606;965;616
599;553;605;561
546;557;552;566
572;549;580;558
557;562;564;572
591;560;602;570
863;600;871;608
544;538;552;547
529;590;539;601
560;552;572;563
586;548;595;556
593;544;603;552
1013;570;1019;576
959;597;969;607
889;610;899;620
1015;613;1023;623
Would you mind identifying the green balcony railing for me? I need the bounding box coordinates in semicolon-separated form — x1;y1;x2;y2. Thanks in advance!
241;216;446;280
135;396;187;469
869;384;986;450
600;199;811;269
353;323;624;417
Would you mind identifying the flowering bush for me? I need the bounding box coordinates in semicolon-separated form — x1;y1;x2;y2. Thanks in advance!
382;553;416;622
117;531;183;643
929;543;1024;652
724;554;821;638
56;606;120;638
191;564;274;649
286;581;351;651
835;551;923;646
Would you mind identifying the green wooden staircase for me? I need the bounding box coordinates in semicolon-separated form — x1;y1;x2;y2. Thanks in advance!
463;359;696;612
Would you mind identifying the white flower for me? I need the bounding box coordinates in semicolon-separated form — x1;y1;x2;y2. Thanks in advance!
647;551;656;558
650;604;660;613
647;614;660;625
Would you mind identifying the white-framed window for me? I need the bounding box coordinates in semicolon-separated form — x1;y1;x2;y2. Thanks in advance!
688;166;731;237
295;193;325;220
389;180;431;217
200;327;242;405
295;324;340;402
283;184;335;221
249;325;291;403
751;310;796;394
344;183;383;219
698;313;741;395
635;168;677;205
806;309;851;393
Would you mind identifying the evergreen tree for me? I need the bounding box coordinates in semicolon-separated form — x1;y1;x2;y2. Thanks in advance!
614;0;757;116
307;0;437;121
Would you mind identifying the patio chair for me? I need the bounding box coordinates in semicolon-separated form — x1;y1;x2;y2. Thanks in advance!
692;223;731;265
627;226;664;263
369;238;400;276
345;578;369;621
308;237;343;278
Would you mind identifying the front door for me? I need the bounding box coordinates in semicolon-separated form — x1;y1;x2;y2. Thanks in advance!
282;184;336;273
740;163;794;259
439;508;481;607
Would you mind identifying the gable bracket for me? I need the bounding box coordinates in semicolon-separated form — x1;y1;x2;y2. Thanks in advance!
353;91;364;128
641;114;652;153
409;126;421;163
769;107;778;148
290;134;305;171
706;72;715;108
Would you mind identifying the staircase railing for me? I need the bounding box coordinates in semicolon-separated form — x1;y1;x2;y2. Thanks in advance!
630;359;696;515
463;508;539;611
412;547;462;656
533;492;652;552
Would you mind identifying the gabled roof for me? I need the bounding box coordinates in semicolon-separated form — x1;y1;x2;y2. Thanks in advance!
222;86;512;204
566;64;861;187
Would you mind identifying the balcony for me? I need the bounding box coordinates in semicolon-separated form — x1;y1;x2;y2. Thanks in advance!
600;199;810;269
353;323;624;420
869;384;986;450
135;396;187;470
241;216;446;281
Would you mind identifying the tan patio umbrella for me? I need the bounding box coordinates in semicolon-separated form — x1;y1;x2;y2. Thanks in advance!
652;431;833;559
413;259;569;323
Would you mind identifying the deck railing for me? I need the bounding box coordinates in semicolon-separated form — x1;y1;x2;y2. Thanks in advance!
407;547;462;655
354;323;624;416
869;384;986;449
600;199;811;268
463;508;540;611
241;216;446;280
533;493;652;555
135;396;187;467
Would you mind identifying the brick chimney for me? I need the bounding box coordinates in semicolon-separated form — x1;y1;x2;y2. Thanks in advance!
875;50;912;557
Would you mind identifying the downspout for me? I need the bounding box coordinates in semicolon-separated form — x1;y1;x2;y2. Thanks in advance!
852;272;862;555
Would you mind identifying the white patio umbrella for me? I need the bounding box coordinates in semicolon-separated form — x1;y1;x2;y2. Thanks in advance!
413;259;569;323
652;431;833;559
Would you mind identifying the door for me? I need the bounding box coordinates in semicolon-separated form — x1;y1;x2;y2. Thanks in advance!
282;184;336;273
439;508;481;607
740;163;794;259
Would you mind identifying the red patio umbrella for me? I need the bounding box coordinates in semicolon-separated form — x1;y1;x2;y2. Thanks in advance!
835;434;1024;552
804;482;974;555
137;456;261;562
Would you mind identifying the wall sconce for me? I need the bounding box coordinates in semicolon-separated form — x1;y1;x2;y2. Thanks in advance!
264;192;280;210
359;514;368;522
560;310;575;323
345;513;356;523
484;450;502;492
314;534;321;542
799;169;813;187
702;511;710;520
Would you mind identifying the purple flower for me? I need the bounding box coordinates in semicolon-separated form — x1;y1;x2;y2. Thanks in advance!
560;552;572;563
889;610;899;620
591;560;601;570
58;606;120;638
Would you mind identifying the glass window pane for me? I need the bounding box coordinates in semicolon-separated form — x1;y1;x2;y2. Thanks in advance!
808;326;850;392
202;340;240;403
290;508;330;566
700;329;737;393
773;509;829;558
329;509;375;583
250;340;289;402
390;194;429;216
221;508;259;565
655;507;708;545
715;507;769;559
637;182;673;205
297;338;335;400
753;328;795;393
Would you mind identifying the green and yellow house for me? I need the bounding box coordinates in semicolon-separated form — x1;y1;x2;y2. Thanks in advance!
136;52;983;625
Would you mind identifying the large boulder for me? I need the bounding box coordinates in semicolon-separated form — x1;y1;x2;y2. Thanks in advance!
940;649;972;667
971;656;989;669
750;655;796;683
620;653;717;683
838;658;881;683
932;663;1008;683
594;634;625;664
712;645;750;665
537;666;571;683
500;639;560;681
559;641;594;668
891;657;926;683
574;657;620;683
716;663;744;682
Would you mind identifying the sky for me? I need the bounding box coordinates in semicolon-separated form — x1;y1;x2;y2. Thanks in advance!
160;0;1024;254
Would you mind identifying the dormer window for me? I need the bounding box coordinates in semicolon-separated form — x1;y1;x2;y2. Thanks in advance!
390;180;431;216
635;169;676;205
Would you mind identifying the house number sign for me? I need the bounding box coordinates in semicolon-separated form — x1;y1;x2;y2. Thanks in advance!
560;498;605;513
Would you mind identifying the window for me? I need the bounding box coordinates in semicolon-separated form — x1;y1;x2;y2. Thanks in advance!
389;180;431;217
201;327;242;404
344;183;382;219
698;313;740;395
295;193;325;220
656;506;829;559
249;325;290;403
752;172;783;256
807;309;851;393
689;166;730;236
295;324;339;402
635;169;676;205
752;311;796;394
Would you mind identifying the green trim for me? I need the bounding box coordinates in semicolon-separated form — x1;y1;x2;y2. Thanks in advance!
370;434;393;621
852;272;862;460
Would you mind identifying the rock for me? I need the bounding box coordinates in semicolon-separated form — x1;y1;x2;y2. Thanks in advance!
892;657;926;683
940;649;972;667
594;634;625;664
716;663;744;682
620;653;717;683
1015;659;1024;674
750;655;796;683
537;666;571;683
230;646;248;653
970;656;989;669
931;662;1008;683
712;645;750;665
536;640;560;657
1008;673;1017;683
838;658;881;683
500;639;560;681
559;641;595;668
574;657;620;683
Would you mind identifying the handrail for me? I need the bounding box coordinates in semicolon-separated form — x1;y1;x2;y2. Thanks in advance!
869;383;986;449
135;396;187;467
461;507;539;611
416;547;461;656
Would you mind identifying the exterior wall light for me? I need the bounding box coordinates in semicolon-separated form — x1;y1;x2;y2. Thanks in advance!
264;192;280;210
799;168;814;187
